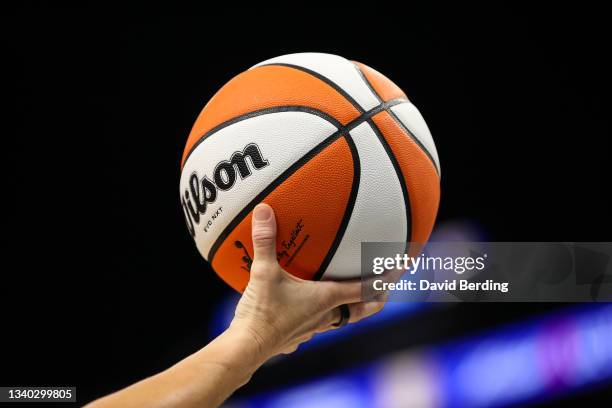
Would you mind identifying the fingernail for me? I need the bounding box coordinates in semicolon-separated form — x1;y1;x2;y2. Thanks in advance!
253;204;272;221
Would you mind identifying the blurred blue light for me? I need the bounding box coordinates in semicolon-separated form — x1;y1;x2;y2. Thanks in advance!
228;304;612;408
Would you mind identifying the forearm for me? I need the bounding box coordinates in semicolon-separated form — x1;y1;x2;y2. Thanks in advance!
86;327;266;408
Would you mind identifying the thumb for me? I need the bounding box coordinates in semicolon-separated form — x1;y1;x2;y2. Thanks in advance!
251;203;277;264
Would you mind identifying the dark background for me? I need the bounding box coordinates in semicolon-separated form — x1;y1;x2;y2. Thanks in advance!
4;3;611;406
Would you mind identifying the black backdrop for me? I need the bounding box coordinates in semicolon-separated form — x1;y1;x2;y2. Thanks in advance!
4;3;612;406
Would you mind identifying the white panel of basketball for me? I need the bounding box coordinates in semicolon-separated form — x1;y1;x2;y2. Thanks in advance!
180;112;338;259
390;103;441;174
252;52;381;111
322;121;408;280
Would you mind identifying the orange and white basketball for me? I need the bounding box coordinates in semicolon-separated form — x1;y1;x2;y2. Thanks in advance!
180;52;441;292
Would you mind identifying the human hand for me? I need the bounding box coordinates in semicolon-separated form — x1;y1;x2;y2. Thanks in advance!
229;203;387;360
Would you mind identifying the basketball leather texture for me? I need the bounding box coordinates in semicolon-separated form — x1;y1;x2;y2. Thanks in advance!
180;53;441;292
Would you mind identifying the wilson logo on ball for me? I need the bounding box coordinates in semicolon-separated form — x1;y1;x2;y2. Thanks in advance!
181;143;269;236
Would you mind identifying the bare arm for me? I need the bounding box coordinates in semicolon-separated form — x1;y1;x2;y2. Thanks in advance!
86;327;263;408
87;204;384;408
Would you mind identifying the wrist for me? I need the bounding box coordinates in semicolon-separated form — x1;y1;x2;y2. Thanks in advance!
197;322;271;381
226;319;277;365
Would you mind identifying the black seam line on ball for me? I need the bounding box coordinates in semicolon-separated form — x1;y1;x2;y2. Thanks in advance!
386;109;440;177
206;98;408;263
259;63;367;114
351;62;412;252
207;127;345;262
351;62;383;105
352;62;439;176
366;118;412;254
312;134;360;281
182;106;343;167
